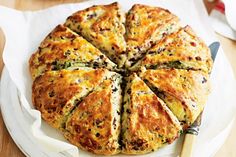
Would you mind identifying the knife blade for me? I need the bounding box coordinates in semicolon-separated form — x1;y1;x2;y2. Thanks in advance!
209;41;220;62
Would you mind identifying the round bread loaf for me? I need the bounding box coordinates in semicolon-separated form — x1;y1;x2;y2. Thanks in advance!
29;2;212;155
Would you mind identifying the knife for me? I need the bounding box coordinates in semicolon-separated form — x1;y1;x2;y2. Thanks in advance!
180;41;220;157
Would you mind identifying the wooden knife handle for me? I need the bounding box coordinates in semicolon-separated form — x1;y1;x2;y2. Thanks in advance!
180;133;196;157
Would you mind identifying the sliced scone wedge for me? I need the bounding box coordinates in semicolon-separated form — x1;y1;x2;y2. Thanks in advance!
139;69;211;128
65;2;126;67
32;68;113;130
121;73;182;154
29;25;116;79
125;4;180;67
131;26;213;73
64;73;122;155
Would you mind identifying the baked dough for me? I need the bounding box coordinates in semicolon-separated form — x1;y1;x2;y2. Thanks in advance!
64;73;122;155
121;74;181;154
30;2;213;155
125;4;180;67
29;25;116;79
131;26;212;73
65;2;126;67
32;68;112;130
139;68;211;127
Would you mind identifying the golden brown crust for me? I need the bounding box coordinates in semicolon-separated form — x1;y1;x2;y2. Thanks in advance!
121;74;181;154
29;25;116;79
131;26;213;73
64;76;122;155
32;68;109;130
65;2;127;67
125;4;180;67
29;3;213;155
139;69;211;127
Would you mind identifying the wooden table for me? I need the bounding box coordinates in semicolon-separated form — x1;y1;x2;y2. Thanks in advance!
0;0;235;156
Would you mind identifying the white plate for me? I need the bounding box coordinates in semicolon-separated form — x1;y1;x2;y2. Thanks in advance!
1;0;236;156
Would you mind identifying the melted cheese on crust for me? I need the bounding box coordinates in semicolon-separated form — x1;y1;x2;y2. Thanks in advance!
29;25;116;79
125;4;180;67
65;2;127;67
140;69;211;127
131;26;213;73
32;68;111;130
121;74;181;154
64;74;122;155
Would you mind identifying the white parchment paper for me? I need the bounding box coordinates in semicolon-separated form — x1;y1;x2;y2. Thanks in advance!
0;0;236;157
